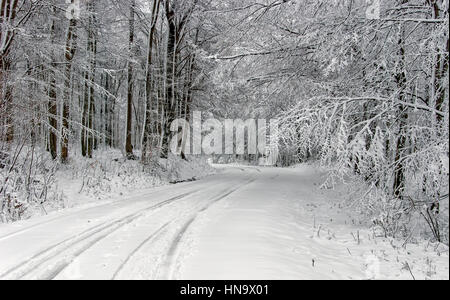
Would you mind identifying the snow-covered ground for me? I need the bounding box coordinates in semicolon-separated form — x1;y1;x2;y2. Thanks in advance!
53;151;216;213
0;165;448;280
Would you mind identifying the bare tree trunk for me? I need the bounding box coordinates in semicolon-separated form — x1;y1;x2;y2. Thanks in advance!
0;0;19;145
125;0;135;160
81;1;96;158
103;72;111;147
429;0;449;125
160;0;198;159
61;0;78;163
0;58;13;144
393;5;408;199
48;16;58;160
161;1;177;159
142;0;161;164
81;70;89;157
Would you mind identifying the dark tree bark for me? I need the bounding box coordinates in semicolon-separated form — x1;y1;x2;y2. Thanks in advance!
48;16;58;160
142;0;161;164
393;2;409;199
160;0;198;158
103;72;111;147
81;70;89;157
161;0;180;159
0;0;19;144
61;0;78;163
428;0;449;124
81;1;97;158
125;0;136;160
0;58;13;144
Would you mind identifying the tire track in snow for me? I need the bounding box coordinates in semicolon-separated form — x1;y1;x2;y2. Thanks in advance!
158;178;256;280
0;190;198;280
111;221;171;280
0;219;112;278
0;213;106;243
0;182;205;242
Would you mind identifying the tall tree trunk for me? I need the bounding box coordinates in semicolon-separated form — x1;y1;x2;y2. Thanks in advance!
61;0;78;163
88;4;97;158
103;72;111;147
142;0;161;164
429;0;449;125
108;74;117;148
48;16;58;160
393;5;408;199
125;0;135;159
81;1;96;158
81;70;89;157
0;0;19;145
160;0;198;158
0;58;13;144
161;1;177;158
426;0;448;229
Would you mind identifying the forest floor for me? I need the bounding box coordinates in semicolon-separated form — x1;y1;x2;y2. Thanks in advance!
0;164;448;280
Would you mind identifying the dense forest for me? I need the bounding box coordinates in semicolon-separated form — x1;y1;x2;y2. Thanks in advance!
0;0;449;243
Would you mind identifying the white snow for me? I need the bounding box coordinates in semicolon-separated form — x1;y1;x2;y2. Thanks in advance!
0;165;448;280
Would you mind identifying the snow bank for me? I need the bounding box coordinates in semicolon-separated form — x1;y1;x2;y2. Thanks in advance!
177;165;449;280
1;148;216;223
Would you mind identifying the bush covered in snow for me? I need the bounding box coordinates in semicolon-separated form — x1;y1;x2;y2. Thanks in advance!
1;146;215;223
0;143;61;222
338;174;449;246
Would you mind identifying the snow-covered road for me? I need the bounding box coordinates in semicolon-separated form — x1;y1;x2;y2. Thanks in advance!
0;165;448;280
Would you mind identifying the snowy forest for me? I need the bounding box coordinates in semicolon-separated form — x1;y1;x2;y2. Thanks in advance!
0;0;448;280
